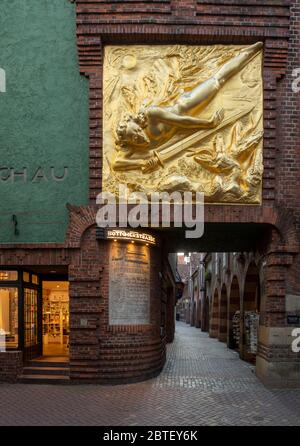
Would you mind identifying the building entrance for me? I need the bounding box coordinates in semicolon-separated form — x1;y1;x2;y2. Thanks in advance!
42;281;69;357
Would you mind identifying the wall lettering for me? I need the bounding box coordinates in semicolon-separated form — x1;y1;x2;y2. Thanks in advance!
0;167;68;183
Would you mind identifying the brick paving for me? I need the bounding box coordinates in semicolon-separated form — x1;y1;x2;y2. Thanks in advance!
0;322;299;426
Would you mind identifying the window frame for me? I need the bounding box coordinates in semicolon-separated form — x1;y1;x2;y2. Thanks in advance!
0;269;41;354
0;270;21;350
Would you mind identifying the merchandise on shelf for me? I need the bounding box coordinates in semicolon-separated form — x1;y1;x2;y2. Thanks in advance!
42;292;69;345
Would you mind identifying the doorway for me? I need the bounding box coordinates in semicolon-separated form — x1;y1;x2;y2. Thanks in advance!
42;281;69;357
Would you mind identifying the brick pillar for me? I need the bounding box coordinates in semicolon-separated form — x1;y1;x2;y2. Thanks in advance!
166;287;175;343
68;228;105;381
209;291;219;338
240;263;259;363
195;296;201;329
218;287;228;343
256;252;300;387
228;277;240;349
202;296;210;333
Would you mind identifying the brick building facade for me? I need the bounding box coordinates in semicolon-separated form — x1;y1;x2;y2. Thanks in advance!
181;250;300;387
0;1;299;387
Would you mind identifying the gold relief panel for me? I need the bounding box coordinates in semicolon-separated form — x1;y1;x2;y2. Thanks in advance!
103;43;264;204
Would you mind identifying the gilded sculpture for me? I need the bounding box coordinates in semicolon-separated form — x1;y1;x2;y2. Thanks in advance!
103;43;264;203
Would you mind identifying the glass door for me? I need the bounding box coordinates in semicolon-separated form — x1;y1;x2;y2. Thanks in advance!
23;287;42;361
42;282;69;357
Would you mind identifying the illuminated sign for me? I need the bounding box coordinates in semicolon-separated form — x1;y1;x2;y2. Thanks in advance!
106;229;156;245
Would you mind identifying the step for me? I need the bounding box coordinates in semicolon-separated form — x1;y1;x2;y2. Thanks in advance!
27;361;69;368
22;366;69;376
18;374;70;385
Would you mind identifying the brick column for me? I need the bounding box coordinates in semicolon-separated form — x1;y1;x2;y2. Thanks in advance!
256;252;300;387
209;291;219;338
218;287;228;343
68;227;105;381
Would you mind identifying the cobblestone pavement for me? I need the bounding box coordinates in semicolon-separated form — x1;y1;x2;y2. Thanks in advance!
0;322;300;426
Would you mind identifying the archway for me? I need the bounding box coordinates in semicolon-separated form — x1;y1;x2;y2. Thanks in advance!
240;262;261;363
228;276;240;350
209;289;219;338
218;285;228;343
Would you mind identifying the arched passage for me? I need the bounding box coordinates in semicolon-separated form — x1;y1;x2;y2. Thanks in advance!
209;290;219;338
228;276;240;350
240;262;261;363
218;285;228;343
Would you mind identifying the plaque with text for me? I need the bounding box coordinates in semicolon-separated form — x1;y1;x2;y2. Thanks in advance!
109;243;150;325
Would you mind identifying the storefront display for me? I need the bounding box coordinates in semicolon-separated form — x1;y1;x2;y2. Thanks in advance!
42;283;69;355
0;270;41;360
0;287;18;348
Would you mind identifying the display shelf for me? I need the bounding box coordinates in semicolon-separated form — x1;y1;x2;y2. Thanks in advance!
42;292;69;346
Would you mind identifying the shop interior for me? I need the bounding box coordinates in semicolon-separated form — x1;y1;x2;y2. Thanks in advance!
42;281;69;357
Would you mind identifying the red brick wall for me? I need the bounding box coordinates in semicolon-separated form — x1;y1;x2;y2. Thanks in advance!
69;225;165;383
0;352;23;383
276;0;300;295
75;0;290;212
73;0;299;282
205;251;300;384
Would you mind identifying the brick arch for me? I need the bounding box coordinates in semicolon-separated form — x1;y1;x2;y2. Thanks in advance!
258;206;300;255
272;204;300;253
243;262;261;311
65;204;97;248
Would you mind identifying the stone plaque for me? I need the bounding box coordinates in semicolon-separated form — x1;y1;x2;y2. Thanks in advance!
109;242;150;325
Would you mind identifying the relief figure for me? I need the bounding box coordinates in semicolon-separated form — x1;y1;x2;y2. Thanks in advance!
114;42;263;171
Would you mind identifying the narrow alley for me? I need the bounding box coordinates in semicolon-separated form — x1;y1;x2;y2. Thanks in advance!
0;322;299;426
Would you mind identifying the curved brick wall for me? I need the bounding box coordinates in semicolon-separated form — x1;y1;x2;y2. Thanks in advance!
98;336;166;383
69;227;167;383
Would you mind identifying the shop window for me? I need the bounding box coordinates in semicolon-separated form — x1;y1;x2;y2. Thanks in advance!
23;272;30;283
32;275;39;285
0;287;19;349
0;271;18;281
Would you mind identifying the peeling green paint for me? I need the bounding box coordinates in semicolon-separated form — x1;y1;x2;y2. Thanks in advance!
0;0;89;243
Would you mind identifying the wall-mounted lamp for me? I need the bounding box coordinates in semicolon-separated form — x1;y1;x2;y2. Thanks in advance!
12;215;19;236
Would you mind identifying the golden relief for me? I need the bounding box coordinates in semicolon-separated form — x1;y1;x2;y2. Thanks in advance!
103;43;263;203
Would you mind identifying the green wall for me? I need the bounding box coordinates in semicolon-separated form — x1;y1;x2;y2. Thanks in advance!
0;0;89;243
